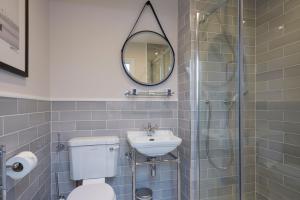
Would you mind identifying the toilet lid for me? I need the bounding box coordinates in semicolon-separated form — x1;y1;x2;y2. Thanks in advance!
67;183;115;200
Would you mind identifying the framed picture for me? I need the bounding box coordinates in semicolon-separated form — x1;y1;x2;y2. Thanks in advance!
0;0;28;77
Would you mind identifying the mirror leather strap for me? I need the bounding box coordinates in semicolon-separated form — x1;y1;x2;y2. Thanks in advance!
127;1;170;43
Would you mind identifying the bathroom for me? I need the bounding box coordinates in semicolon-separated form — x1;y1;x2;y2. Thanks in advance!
0;0;299;199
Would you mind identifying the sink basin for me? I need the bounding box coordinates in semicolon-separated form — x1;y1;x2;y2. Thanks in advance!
127;130;182;157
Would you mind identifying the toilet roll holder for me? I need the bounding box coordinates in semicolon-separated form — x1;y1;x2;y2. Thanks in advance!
0;145;25;200
6;162;24;172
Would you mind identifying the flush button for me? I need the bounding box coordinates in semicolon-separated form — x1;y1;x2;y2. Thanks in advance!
149;138;155;141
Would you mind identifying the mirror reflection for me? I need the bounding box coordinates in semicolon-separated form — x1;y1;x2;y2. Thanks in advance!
122;31;174;86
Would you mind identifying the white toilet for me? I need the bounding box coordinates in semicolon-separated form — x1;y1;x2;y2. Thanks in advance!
67;136;120;200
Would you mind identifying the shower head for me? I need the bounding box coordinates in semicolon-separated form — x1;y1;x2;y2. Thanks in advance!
199;0;228;23
207;0;228;15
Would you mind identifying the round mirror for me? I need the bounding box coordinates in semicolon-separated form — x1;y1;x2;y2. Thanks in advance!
121;31;175;86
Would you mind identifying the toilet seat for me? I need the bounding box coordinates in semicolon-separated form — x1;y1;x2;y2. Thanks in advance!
67;183;116;200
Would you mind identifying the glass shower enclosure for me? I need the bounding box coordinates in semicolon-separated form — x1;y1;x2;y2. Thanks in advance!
191;0;300;199
194;0;246;199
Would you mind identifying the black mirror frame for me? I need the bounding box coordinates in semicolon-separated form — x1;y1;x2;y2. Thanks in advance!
121;30;175;86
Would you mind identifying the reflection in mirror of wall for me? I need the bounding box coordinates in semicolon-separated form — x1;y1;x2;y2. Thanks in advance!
122;31;175;86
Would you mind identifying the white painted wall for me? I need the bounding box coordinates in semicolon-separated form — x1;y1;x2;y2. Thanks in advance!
0;0;50;99
49;0;178;100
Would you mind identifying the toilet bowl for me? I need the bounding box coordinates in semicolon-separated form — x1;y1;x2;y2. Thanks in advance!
67;182;116;200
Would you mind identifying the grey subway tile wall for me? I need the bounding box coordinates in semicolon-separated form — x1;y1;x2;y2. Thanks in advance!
51;101;178;200
178;0;193;199
0;97;51;200
255;0;300;199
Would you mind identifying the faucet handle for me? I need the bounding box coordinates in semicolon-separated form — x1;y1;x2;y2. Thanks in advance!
143;123;159;132
144;123;152;130
144;123;150;131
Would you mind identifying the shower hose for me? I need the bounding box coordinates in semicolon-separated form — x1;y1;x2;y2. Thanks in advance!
203;100;234;170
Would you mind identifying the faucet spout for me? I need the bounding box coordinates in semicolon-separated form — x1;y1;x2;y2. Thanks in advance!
144;123;158;136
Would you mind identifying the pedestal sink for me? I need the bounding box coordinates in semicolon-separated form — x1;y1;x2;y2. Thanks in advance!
127;130;182;157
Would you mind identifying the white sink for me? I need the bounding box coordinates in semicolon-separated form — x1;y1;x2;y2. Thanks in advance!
127;130;182;157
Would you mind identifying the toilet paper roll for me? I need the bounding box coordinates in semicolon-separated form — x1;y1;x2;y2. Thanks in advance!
6;151;38;180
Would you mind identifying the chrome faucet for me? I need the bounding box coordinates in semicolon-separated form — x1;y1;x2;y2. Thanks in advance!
144;123;158;136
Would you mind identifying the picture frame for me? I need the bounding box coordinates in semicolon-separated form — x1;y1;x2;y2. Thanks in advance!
0;0;28;77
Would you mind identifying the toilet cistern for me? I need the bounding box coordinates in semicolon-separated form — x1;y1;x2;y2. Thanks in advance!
67;136;119;200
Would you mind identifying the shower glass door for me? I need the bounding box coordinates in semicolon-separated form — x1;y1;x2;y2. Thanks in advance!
194;0;254;199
